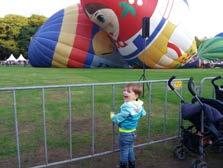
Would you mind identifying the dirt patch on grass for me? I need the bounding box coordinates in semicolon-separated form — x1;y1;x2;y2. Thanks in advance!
55;140;223;168
1;140;223;168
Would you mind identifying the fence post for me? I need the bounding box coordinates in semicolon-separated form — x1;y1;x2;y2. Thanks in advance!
163;81;168;138
41;88;48;165
67;86;73;159
178;87;183;137
147;82;152;142
111;84;116;151
13;90;21;168
91;85;95;155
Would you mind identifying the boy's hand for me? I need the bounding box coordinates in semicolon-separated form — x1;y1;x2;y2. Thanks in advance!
110;112;115;119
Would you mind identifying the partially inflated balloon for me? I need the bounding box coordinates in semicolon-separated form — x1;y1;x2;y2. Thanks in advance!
28;4;127;68
197;37;223;68
81;0;197;68
29;0;197;68
215;33;223;38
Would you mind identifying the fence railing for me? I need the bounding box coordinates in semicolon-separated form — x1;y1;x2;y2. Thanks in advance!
199;77;216;98
0;77;216;168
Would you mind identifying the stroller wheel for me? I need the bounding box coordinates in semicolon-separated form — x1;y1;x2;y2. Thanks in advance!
211;145;223;153
191;159;208;168
173;145;187;160
218;146;223;153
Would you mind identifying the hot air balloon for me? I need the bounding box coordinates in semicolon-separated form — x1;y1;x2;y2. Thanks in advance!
80;0;197;68
28;4;127;68
196;37;223;68
215;32;223;38
28;0;197;68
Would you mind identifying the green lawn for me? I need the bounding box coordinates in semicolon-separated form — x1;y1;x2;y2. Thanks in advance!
0;67;222;87
0;67;222;167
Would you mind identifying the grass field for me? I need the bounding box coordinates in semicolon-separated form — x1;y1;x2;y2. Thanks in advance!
0;67;222;87
0;67;222;167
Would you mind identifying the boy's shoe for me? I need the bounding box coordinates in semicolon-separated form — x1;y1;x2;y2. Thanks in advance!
120;162;127;168
128;161;135;168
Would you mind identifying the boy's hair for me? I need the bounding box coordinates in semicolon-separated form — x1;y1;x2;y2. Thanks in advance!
125;83;143;97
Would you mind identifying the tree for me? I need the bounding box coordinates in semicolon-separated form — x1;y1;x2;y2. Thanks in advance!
0;14;47;60
3;15;28;40
28;14;46;27
17;26;39;58
17;15;47;58
0;39;19;59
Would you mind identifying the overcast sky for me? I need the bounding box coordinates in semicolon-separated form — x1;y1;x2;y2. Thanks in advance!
0;0;222;38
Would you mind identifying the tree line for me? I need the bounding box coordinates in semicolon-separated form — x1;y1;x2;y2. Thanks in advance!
0;14;47;60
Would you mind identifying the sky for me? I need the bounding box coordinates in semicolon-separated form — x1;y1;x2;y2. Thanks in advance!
0;0;222;38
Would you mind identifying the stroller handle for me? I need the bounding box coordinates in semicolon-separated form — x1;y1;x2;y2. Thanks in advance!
211;76;221;85
188;77;196;96
168;76;176;91
168;76;185;102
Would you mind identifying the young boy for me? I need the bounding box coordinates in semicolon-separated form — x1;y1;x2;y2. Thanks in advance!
110;83;146;168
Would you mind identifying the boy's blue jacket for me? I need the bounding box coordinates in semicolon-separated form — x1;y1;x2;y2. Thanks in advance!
111;100;146;130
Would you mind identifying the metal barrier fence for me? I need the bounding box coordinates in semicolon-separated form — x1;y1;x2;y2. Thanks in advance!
199;77;216;98
0;78;216;168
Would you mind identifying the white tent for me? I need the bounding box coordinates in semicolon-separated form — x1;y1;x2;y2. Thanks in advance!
6;54;17;62
16;54;26;62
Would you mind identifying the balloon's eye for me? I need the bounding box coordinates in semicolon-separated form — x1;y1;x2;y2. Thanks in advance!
97;15;105;23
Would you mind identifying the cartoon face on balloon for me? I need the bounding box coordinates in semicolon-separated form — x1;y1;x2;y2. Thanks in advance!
84;3;120;41
81;0;158;47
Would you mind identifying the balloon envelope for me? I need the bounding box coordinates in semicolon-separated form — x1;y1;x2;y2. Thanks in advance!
198;37;223;61
81;0;197;68
215;32;223;38
29;0;197;68
28;4;126;68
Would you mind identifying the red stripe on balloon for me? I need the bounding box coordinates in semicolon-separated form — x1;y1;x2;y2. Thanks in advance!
167;42;182;57
68;6;93;67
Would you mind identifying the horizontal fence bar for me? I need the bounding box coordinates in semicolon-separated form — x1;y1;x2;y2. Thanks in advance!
0;79;190;91
31;136;178;168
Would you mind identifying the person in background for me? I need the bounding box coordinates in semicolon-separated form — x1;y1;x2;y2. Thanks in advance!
110;83;146;168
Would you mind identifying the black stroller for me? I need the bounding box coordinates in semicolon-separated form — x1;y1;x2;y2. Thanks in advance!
168;76;223;168
194;76;223;145
194;76;223;137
